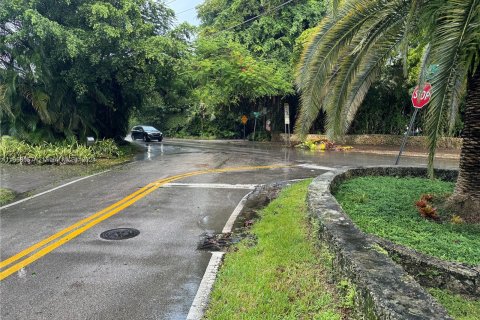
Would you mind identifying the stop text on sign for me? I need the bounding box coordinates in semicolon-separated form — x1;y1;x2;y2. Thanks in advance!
411;82;432;109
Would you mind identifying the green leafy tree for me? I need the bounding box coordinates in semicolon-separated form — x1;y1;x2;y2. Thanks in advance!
182;0;327;136
296;0;480;210
198;0;327;83
1;0;183;141
178;35;292;137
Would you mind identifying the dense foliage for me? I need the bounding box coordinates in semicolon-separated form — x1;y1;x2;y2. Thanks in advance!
0;0;189;141
1;0;472;142
169;0;328;137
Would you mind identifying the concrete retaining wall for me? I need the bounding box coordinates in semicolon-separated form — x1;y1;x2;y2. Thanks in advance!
308;167;456;319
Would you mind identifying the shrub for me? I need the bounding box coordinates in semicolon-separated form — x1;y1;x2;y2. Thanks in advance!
89;139;122;158
0;137;119;165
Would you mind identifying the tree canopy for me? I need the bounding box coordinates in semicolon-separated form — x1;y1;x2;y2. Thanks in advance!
1;0;189;141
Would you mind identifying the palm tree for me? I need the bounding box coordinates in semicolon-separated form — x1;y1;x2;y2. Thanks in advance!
295;0;479;211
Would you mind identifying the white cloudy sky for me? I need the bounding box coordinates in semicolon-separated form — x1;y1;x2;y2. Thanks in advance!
167;0;204;26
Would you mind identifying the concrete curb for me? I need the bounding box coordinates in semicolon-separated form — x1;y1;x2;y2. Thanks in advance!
186;252;225;320
308;167;453;319
187;180;308;319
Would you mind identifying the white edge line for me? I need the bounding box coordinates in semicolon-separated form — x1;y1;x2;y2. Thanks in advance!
186;178;318;319
162;183;257;190
186;252;225;320
221;190;254;234
297;164;336;171
186;190;254;320
0;170;110;210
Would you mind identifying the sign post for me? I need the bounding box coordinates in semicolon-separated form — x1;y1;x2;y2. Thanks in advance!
252;112;261;141
241;115;247;140
395;83;432;165
284;103;291;146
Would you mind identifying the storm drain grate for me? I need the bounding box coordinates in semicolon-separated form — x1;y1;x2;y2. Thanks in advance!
100;228;140;240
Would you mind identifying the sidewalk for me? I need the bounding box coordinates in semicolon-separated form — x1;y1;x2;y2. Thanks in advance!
348;144;460;160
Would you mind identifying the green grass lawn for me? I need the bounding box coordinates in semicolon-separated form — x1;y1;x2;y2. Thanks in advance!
204;180;345;320
334;176;480;265
429;289;480;320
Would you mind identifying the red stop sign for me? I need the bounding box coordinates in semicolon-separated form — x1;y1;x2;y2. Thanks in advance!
411;83;432;109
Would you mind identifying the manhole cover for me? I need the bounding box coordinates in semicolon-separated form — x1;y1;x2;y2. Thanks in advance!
100;228;140;240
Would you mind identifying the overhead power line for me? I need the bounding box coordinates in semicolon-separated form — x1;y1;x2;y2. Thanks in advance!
208;0;295;36
176;6;197;15
172;0;296;30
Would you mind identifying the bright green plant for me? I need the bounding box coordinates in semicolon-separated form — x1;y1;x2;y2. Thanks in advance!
89;139;122;158
205;180;345;319
337;279;356;309
335;176;480;265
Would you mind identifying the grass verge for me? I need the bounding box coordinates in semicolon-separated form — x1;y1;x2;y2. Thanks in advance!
429;289;480;320
334;176;480;265
204;180;346;320
0;188;15;206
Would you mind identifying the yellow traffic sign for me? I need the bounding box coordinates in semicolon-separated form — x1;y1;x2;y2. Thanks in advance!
241;115;248;124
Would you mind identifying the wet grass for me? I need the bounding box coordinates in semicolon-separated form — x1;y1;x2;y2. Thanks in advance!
0;188;15;206
334;176;480;265
204;180;345;320
429;289;480;320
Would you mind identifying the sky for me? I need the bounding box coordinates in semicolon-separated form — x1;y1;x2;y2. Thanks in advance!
167;0;204;26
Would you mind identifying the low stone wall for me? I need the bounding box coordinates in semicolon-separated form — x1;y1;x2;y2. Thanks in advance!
273;133;463;149
372;236;480;298
308;167;455;319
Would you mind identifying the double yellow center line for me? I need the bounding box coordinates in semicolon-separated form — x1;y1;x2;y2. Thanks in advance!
0;164;288;281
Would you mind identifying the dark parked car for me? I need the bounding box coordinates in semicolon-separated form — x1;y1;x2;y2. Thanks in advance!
131;125;163;142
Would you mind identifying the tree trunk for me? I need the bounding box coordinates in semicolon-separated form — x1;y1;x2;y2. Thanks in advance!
450;66;480;217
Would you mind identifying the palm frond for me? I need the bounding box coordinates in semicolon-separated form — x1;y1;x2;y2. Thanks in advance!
31;90;52;124
0;84;15;119
341;28;407;134
423;0;478;177
400;0;421;77
325;4;409;137
296;0;395;135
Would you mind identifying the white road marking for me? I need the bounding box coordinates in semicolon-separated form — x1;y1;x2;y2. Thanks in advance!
186;252;225;320
162;183;258;190
297;164;336;171
0;170;110;210
222;191;253;234
186;190;252;320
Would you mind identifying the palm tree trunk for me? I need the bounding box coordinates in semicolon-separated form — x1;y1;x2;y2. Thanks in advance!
451;67;480;211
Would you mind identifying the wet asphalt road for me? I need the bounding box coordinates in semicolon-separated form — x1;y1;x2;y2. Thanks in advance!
0;140;459;320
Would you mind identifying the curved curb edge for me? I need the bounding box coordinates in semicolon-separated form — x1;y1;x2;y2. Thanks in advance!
308;166;453;320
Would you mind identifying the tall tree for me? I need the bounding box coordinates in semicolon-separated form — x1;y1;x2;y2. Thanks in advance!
198;0;327;83
182;0;327;136
0;0;182;141
296;0;479;210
